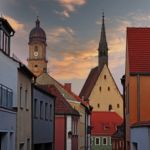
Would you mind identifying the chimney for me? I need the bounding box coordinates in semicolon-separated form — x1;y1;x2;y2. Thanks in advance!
64;83;72;92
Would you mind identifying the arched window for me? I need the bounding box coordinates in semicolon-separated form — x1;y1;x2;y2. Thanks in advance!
108;104;112;111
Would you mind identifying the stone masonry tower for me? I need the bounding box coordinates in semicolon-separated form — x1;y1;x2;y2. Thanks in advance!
27;17;47;76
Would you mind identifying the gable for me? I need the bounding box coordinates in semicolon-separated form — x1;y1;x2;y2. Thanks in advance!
89;65;123;117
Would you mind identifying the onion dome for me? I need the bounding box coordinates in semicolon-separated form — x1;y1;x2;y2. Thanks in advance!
29;17;46;44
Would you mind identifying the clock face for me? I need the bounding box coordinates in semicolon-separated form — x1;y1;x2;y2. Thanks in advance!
34;51;38;57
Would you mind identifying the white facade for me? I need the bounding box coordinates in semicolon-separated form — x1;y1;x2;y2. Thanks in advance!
0;51;18;150
66;116;72;150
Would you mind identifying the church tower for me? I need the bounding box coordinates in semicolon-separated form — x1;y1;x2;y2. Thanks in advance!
80;13;123;117
27;18;47;76
98;12;108;69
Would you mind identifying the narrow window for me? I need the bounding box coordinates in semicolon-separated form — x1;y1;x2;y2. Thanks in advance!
20;85;23;109
103;137;107;145
97;103;100;108
34;65;38;67
95;137;100;145
25;89;28;110
50;104;52;121
34;99;37;118
117;104;120;108
27;138;30;150
104;75;106;79
108;104;112;111
40;101;43;119
99;86;102;92
45;103;48;120
108;86;110;91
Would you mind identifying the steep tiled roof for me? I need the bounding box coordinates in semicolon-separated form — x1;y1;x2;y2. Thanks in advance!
80;65;122;101
38;84;80;116
127;28;150;73
79;66;102;100
91;111;123;136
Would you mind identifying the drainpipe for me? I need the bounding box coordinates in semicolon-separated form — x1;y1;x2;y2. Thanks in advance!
121;75;126;150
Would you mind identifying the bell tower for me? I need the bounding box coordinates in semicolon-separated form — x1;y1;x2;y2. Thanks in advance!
27;17;47;76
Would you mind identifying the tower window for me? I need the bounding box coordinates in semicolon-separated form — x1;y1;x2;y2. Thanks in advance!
34;46;38;52
117;104;120;108
97;104;100;108
34;65;38;67
108;86;110;91
99;86;102;92
104;75;106;79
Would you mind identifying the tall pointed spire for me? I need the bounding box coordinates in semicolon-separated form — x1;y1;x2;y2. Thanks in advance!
98;12;108;68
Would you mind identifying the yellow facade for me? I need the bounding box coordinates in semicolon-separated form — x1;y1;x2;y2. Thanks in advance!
89;65;123;117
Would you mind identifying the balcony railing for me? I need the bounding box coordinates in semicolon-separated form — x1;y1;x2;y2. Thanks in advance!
0;84;13;109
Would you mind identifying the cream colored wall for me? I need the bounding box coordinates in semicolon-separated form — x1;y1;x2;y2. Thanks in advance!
28;42;47;76
68;102;86;150
17;71;32;150
89;65;123;117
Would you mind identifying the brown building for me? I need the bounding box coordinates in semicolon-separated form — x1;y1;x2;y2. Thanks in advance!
27;18;47;76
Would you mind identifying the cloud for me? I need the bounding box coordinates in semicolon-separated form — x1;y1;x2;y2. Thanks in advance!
55;0;87;18
48;49;97;80
4;15;25;31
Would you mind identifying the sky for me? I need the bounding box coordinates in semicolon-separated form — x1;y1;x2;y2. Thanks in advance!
1;0;150;94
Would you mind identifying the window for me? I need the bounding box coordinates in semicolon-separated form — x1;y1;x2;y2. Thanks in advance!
40;101;43;119
108;104;112;111
102;137;107;145
34;46;38;52
97;103;100;108
25;89;28;110
117;104;120;108
19;143;24;150
0;84;13;108
34;99;37;118
104;75;106;79
20;85;23;109
99;86;102;92
34;65;38;67
108;86;110;91
95;137;100;145
45;103;48;120
50;104;52;121
27;138;30;150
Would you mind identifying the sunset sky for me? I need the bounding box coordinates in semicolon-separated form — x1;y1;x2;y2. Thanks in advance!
1;0;150;94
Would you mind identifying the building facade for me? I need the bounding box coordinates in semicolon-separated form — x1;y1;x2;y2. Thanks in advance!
91;112;123;150
125;28;150;150
33;85;55;150
38;84;80;150
0;17;17;150
17;64;34;150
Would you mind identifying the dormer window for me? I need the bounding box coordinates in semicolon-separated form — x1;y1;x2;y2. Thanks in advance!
0;17;15;56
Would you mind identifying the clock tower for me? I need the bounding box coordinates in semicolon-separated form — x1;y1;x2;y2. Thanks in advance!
27;18;47;76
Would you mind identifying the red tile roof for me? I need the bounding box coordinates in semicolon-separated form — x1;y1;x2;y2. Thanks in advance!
91;111;123;136
38;85;80;116
127;28;150;73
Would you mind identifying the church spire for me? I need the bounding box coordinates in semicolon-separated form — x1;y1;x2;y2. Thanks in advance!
98;12;108;68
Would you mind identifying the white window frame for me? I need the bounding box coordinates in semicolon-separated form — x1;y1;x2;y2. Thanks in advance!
95;137;100;145
102;137;107;145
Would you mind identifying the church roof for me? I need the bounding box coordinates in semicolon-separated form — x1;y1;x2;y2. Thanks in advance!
29;18;46;44
127;28;150;73
91;111;123;136
79;66;102;100
80;65;121;101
